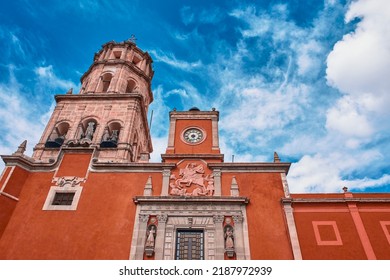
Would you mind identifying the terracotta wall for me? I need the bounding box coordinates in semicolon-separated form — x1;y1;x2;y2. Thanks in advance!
293;207;366;259
222;172;293;259
174;119;214;154
0;166;30;239
0;155;163;259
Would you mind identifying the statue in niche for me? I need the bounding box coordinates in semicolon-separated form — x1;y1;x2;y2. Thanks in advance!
100;128;119;148
110;130;118;142
224;226;234;249
84;122;95;140
145;225;156;248
102;128;110;141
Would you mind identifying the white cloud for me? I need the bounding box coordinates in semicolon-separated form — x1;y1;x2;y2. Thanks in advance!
282;0;390;193
149;50;202;70
34;65;77;91
326;95;373;138
326;0;390;112
288;146;385;193
0;66;47;167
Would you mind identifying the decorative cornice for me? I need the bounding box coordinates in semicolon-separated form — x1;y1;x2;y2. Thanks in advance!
169;110;219;121
161;154;224;161
133;196;249;204
91;162;176;172
208;162;291;174
54;93;145;102
282;197;390;204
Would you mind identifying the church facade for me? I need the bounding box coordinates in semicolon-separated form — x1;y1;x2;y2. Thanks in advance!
0;40;389;260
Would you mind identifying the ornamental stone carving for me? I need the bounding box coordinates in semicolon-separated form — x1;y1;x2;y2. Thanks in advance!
169;163;214;197
232;215;244;224
139;214;149;222
157;214;168;223
55;176;84;188
213;215;224;224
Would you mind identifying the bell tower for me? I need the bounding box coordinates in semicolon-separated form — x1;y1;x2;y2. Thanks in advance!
32;39;154;163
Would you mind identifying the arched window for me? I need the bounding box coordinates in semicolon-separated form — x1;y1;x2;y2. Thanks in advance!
45;122;70;148
100;73;113;93
126;79;136;93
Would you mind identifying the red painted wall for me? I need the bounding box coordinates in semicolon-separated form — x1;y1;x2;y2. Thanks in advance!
222;172;293;259
173;119;215;154
0;159;163;259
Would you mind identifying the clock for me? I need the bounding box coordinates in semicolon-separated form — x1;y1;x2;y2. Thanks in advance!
183;128;204;144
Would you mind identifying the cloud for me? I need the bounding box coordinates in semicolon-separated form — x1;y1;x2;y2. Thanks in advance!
34;65;77;91
149;49;202;70
0;66;47;166
326;0;390;113
283;0;390;192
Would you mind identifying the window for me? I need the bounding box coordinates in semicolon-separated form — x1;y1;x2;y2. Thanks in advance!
100;73;113;92
125;80;136;93
42;176;83;211
45;122;70;148
113;51;122;59
52;192;75;205
175;230;204;260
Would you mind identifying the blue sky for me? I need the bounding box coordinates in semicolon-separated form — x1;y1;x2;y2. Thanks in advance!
0;0;389;193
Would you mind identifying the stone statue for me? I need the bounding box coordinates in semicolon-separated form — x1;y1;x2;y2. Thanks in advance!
102;129;110;141
225;226;234;249
84;122;95;140
145;226;156;248
110;130;118;142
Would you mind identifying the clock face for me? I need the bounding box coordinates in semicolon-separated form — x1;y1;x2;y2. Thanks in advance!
183;128;204;144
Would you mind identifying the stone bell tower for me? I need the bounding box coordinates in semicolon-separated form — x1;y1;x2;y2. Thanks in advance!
32;39;154;163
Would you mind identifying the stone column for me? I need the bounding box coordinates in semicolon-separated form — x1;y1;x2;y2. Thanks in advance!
211;116;219;151
282;200;302;260
134;213;149;260
166;116;176;152
213;215;224;259
161;169;171;195
154;214;168;260
233;215;245;260
213;169;222;196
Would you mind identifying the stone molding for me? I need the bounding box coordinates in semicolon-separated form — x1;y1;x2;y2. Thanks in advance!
208;162;291;174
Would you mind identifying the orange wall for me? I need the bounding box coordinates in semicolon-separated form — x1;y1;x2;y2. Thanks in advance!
56;153;92;177
293;206;367;259
222;172;293;259
173;119;214;154
0;166;30;239
359;205;390;260
0;163;163;259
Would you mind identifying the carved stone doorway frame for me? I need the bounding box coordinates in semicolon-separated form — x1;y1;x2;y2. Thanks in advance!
130;196;250;260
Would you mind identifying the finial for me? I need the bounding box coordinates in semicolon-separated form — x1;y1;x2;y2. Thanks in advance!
14;140;27;155
173;108;177;111
342;186;348;193
274;151;280;163
66;88;73;95
212;107;216;111
128;34;137;44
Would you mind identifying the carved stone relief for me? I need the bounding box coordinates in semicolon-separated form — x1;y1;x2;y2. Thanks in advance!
169;163;214;196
